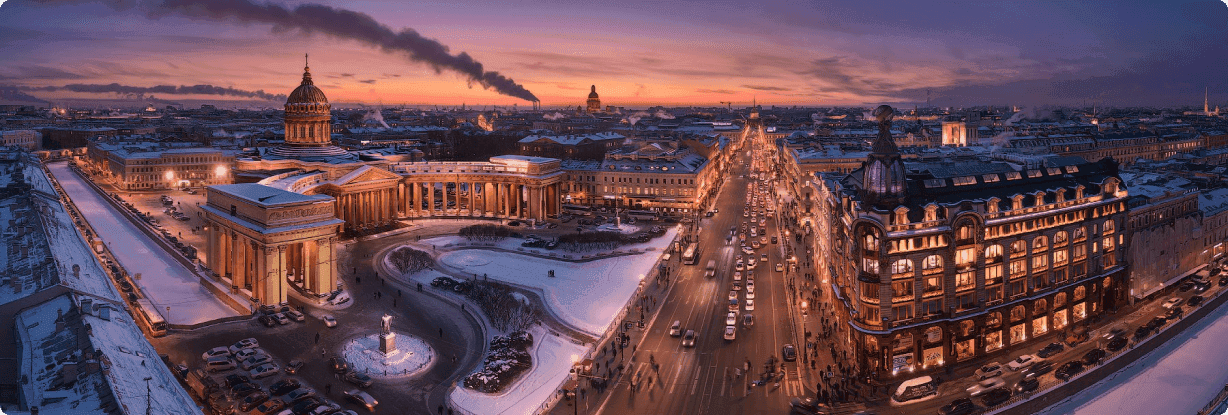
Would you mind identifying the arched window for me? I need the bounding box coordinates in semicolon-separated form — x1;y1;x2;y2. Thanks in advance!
986;312;1002;327
1010;305;1026;322
1073;227;1086;241
1074;286;1086;301
863;232;879;252
957;225;975;240
1032;236;1048;252
1053;231;1069;245
1034;299;1047;314
1010;240;1027;256
984;244;1004;259
922;255;943;273
1055;292;1067;308
891;259;914;275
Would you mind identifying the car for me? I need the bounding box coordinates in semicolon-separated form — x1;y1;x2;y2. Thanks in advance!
975;362;1004;380
285;387;316;403
729;298;739;311
1195;283;1210;293
205;356;236;373
789;397;829;415
760;236;768;245
1055;361;1085;380
782;344;797;361
284;360;304;375
250;363;280;379
1134;325;1153;340
328;292;351;306
682;330;697;347
202;346;231;361
726;312;738;326
231;382;261;397
288;397;325;414
745;299;755;311
669;320;683;337
1036;342;1065;358
746;289;755;300
270;378;302;396
1163;297;1184;309
980;387;1012;407
775;263;784;272
733;271;742;281
344;371;374;388
1082;348;1107;365
1015;376;1040;394
228;338;259;354
1147;316;1168;330
238;391;270;412
1106;336;1129;352
329;357;349;373
752;241;761;249
225;373;253;388
729;291;738;301
343;389;379;412
772;236;778;244
743;314;754;328
233;348;261;361
724;326;737;341
966;377;1005;397
241;354;273;370
1220;275;1228;287
735;261;745;271
938;397;980;415
747;258;757;268
285;309;306;322
258;314;277;327
1166;306;1184;320
1006;354;1040;371
254;398;286;415
323;315;338;328
746;280;755;292
1188;295;1205;307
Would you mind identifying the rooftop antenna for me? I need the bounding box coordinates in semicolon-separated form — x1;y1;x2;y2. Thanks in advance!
1206;86;1211;115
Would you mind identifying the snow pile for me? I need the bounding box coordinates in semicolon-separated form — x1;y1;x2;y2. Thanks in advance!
340;331;434;378
47;162;237;324
451;326;588;415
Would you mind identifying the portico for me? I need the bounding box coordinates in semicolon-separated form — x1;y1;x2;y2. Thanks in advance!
203;183;343;306
392;155;564;222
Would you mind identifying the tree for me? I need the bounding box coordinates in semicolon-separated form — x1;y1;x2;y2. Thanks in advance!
389;247;432;274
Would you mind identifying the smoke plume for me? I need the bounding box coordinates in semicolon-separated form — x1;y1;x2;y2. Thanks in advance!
0;85;49;103
18;83;286;101
27;0;539;102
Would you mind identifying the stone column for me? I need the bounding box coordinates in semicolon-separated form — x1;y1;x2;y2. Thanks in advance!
228;231;238;281
234;234;247;289
529;186;541;220
277;245;288;303
427;182;435;216
484;182;495;215
411;182;421;216
318;237;335;293
306;239;319;292
470;182;478;215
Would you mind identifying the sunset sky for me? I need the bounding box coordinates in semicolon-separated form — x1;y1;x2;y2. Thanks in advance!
1;0;1226;107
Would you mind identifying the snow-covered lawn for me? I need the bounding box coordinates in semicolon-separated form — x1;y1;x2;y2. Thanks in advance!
451;325;588;415
434;230;673;337
340;331;434;379
48;163;237;325
1036;301;1228;415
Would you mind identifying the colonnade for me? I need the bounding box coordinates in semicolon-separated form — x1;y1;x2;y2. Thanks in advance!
398;179;561;221
205;225;337;306
335;188;397;233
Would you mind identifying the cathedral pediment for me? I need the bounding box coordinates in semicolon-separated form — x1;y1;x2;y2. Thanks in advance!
332;165;402;187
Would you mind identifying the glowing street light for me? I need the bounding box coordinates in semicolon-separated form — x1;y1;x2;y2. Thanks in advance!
214;165;228;178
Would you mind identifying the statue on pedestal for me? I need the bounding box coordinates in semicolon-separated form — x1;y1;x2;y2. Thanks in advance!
380;314;397;355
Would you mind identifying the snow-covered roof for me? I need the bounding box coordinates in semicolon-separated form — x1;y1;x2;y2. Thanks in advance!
1201;188;1228;216
490;155;559;165
210;183;330;206
518;132;624;145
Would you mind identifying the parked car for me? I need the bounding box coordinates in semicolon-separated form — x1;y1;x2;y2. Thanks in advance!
202;346;231;361
343;389;379;412
205;356;236;373
1006;354;1040;371
726;312;737;326
1188;295;1205;307
1163;297;1184;309
938;397;980;415
253;398;285;415
1082;348;1107;365
344;371;373;388
233;348;261;361
329;357;349;373
240;354;273;371
285;309;306;322
225;374;252;388
1106;336;1129;352
258;314;277;327
228;338;259;354
230;382;261;398
238;391;269;412
1055;361;1085;380
1166;306;1184;320
250;363;280;379
1015;376;1040;394
285;388;316;403
270;378;302;396
1036;342;1064;358
1134;325;1153;340
284;360;304;375
975;362;1004;380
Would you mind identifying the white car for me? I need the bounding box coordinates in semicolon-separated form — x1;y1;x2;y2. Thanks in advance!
329;292;351;306
966;377;1005;397
775;263;784;272
746;280;755;292
250;362;280;379
1006;354;1040;371
323;314;338;328
202;346;230;361
735;261;745;271
975;362;1004;380
745;299;755;311
746;289;755;300
233;348;261;361
733;272;742;281
723;325;737;341
728;290;738;301
726;312;737;326
1162;297;1183;309
227;338;258;355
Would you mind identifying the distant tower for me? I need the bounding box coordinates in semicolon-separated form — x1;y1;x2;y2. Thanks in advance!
586;85;601;114
1207;87;1211;116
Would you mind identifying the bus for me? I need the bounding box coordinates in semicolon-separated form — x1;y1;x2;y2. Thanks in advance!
562;203;593;216
682;243;701;265
134;299;168;337
627;209;659;221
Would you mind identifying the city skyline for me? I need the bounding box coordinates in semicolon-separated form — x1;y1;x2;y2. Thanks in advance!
2;0;1227;107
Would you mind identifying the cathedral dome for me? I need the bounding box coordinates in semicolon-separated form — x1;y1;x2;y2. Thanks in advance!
287;66;328;105
588;85;599;99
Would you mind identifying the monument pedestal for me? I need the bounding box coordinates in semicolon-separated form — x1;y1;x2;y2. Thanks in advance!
380;332;397;355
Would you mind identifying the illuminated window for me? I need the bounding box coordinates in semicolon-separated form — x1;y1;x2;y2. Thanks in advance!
982;174;1001;183
1005;172;1022;180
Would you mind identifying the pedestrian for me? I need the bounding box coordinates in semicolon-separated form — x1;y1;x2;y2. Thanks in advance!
393;298;397;307
461;304;465;311
325;383;332;394
438;405;444;415
315;332;320;344
439;327;444;338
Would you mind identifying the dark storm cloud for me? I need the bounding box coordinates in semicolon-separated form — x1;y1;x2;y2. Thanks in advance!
0;85;49;103
15;83;287;101
358;79;375;84
24;0;539;102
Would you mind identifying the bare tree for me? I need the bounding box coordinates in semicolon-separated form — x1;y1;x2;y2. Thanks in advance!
389;247;432;274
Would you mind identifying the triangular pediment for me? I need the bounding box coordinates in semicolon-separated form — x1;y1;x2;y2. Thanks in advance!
333;165;402;186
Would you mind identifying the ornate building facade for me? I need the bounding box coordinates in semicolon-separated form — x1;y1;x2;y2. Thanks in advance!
810;106;1130;379
586;85;601;114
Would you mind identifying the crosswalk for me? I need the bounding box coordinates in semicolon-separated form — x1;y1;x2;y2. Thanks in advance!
621;354;808;399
